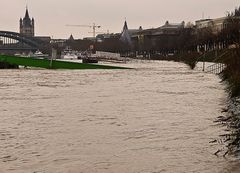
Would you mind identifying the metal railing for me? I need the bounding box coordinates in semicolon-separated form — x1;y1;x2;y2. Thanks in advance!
200;49;229;74
206;63;226;74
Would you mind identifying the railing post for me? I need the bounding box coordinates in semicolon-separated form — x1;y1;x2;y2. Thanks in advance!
203;52;205;72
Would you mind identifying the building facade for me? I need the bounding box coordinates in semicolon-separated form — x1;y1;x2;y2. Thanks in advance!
195;17;228;34
20;8;34;37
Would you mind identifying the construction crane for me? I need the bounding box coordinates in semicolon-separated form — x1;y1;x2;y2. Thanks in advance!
89;30;110;35
66;23;101;38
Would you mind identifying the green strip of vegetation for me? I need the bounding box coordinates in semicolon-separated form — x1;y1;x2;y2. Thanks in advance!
0;55;131;70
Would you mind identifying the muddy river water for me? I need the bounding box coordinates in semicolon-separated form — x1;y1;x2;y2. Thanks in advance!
0;60;240;173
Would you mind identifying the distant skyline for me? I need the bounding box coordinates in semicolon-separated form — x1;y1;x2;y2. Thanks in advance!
0;0;239;39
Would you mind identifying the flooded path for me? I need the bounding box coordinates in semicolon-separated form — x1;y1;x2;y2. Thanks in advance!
0;61;239;173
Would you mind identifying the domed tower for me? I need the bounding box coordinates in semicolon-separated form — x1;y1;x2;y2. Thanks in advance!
20;8;35;37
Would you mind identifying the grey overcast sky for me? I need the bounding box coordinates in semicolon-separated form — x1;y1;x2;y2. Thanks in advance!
0;0;239;39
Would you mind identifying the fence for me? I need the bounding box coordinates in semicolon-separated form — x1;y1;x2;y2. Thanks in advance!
206;63;226;74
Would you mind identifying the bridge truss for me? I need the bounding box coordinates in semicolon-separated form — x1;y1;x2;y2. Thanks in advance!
0;31;44;53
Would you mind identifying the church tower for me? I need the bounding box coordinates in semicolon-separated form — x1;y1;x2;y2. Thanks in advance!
20;7;35;37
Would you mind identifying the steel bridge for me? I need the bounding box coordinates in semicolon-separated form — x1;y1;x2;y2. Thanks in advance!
0;31;45;53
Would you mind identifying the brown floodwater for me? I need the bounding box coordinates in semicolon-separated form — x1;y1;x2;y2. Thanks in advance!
0;60;240;173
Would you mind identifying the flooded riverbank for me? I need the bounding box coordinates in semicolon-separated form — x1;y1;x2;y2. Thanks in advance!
0;60;240;173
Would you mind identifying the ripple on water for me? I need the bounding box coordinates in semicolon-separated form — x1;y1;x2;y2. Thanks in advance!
0;61;239;173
